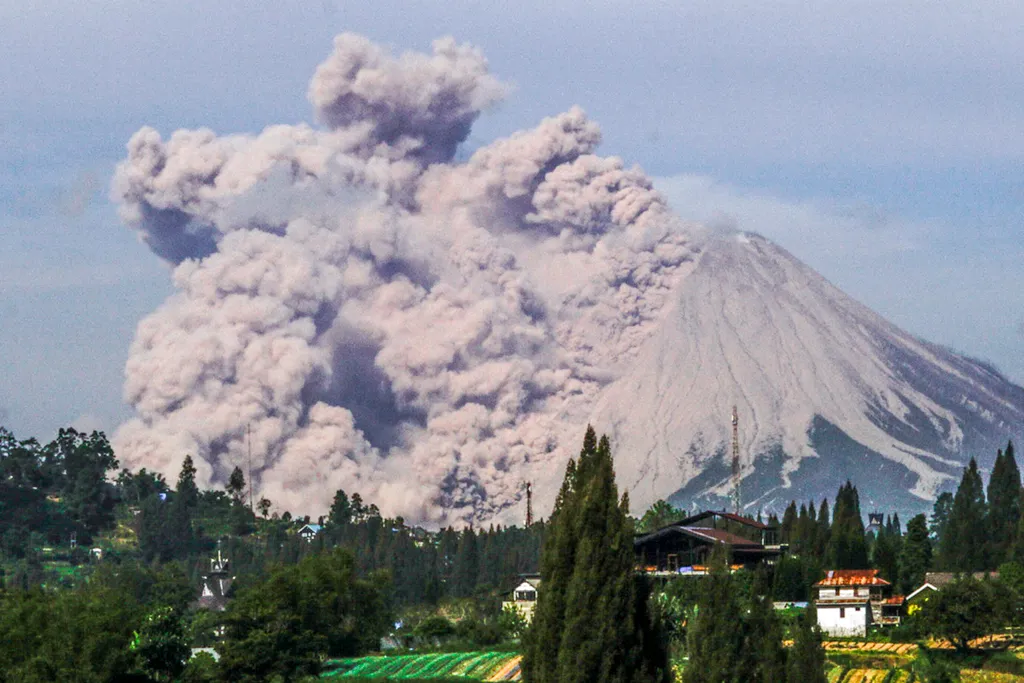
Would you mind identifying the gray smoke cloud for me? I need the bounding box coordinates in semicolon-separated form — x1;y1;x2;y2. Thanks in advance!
112;33;696;525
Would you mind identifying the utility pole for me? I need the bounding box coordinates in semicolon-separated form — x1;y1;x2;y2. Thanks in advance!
731;405;741;515
525;482;533;527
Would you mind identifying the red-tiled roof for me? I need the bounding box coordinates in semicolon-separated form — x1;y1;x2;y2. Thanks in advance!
883;596;905;605
814;569;891;587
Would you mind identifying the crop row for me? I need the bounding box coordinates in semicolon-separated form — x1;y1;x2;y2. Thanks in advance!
323;651;519;680
826;665;916;683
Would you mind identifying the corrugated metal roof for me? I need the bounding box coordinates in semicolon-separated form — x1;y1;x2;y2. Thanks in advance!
814;569;891;587
923;571;998;588
680;526;762;547
677;510;771;530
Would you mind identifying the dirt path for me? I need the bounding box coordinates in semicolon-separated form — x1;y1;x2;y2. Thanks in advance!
486;655;522;681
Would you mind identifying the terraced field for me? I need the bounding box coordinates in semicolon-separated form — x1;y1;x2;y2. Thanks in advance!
322;652;522;680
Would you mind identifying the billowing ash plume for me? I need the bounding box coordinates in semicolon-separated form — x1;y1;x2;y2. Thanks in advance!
112;33;695;524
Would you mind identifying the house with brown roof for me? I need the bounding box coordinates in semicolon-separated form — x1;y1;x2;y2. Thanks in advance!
633;510;783;574
814;569;903;637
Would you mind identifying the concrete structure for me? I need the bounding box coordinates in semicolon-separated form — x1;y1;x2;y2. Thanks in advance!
816;597;872;637
814;569;903;636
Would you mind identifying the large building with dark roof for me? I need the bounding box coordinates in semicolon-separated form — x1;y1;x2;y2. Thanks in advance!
634;510;783;574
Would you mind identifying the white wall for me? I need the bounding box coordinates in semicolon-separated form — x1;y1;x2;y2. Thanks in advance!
818;587;870;600
816;604;869;637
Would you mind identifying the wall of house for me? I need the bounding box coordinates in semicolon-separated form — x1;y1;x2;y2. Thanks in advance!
818;587;872;600
816;604;870;637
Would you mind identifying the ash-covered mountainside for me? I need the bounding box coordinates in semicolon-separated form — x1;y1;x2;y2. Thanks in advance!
590;231;1024;518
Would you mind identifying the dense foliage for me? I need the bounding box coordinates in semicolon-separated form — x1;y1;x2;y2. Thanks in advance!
523;426;670;683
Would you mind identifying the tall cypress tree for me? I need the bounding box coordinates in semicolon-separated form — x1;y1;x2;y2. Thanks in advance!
684;548;745;683
744;594;787;683
987;442;1021;567
452;527;479;598
815;499;831;559
787;604;826;683
827;482;868;568
898;514;932;594
939;458;987;571
929;492;954;543
523;427;669;683
872;519;900;588
781;502;798;545
176;455;199;510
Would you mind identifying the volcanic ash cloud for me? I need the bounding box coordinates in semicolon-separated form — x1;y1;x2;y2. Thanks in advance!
111;33;695;524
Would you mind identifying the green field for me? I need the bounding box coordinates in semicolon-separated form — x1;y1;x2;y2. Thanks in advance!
321;652;521;681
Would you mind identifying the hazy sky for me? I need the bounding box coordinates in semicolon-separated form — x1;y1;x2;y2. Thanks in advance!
1;0;1022;440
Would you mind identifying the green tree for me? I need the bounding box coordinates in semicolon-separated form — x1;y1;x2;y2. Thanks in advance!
827;482;868;568
743;594;787;683
815;499;831;558
872;519;900;588
787;603;826;683
930;491;954;543
637;499;685;533
176;455;200;510
781;501;798;545
47;428;120;540
899;514;932;594
987;443;1021;567
452;527;480;598
328;489;352;525
684;550;745;683
938;459;987;571
218;547;390;681
923;577;1002;651
226;466;247;505
0;564;158;682
131;606;190;682
522;426;669;683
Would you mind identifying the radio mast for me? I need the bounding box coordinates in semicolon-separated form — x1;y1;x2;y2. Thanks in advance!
731;405;741;514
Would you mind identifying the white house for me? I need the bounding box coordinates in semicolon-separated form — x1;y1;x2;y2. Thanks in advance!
814;569;898;637
501;576;540;623
816;596;872;637
298;523;323;542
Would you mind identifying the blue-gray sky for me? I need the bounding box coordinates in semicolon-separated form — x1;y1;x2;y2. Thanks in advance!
2;0;1022;440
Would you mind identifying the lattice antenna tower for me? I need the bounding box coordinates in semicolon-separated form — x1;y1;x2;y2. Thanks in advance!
731;405;741;514
525;482;534;527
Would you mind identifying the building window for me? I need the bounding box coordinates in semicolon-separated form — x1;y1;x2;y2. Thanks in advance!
515;591;536;602
840;607;845;618
667;554;679;572
855;607;861;612
835;588;840;596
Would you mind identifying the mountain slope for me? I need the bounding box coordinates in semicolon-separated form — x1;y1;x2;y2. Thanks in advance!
588;231;1024;516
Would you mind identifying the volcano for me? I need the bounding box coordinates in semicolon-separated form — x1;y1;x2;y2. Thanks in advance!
587;230;1024;518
